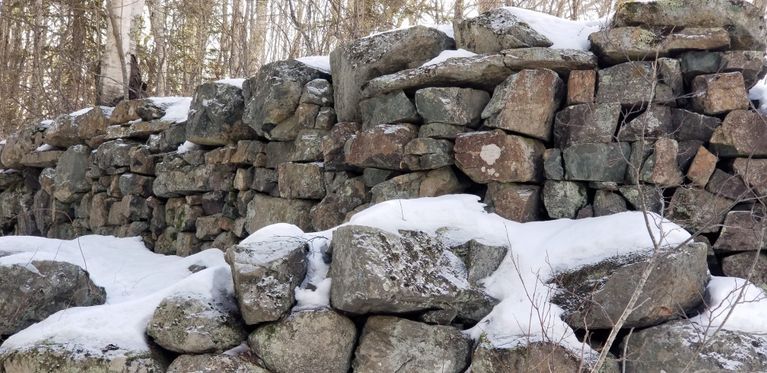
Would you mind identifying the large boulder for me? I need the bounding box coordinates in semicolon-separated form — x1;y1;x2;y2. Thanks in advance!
186;82;252;145
454;8;552;53
153;158;235;198
1;126;45;169
454;130;544;184
167;354;268;373
225;236;307;325
0;260;106;336
146;293;246;353
551;243;708;329
590;27;731;65
709;110;767;157
612;0;767;51
622;320;767;372
330;225;496;320
482;69;563;141
53;145;91;203
352;316;471;373
243;60;328;139
330;26;453;122
248;309;357;373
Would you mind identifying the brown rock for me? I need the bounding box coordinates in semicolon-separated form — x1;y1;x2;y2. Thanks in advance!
641;138;684;187
706;169;753;201
344;124;416;171
686;146;718;187
454;130;544;184
709;110;767;157
667;187;732;233
714;211;767;252
567;70;596;105
484;183;540;223
482;69;563;141
277;162;326;200
322;122;360;171
691;72;750;115
733;158;767;197
554;103;621;147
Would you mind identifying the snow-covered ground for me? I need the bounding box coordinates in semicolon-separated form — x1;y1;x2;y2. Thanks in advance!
2;195;766;362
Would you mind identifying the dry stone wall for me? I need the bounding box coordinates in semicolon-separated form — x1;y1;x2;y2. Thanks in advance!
0;0;766;284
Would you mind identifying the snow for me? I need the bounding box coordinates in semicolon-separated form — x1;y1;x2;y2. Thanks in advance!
0;235;231;356
149;96;192;123
502;7;605;50
177;140;200;154
296;56;331;74
691;276;767;335
421;49;477;67
216;78;246;89
365;24;454;40
68;107;94;117
749;76;767;113
34;144;54;152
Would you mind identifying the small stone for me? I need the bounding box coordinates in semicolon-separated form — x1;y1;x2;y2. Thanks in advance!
667;187;732;233
277;162;326;200
567;70;596;105
732;158;767;197
714;211;767;252
596;61;675;107
706;169;752;200
617;106;674;142
167;354;268;373
359;91;419;129
691;72;750;115
542;181;588;219
401;138;453;171
418;123;467;139
543;148;564;180
686;146;718;187
593;190;628;217
670;108;721;142
722;252;767;288
640;138;684;187
415;87;489;127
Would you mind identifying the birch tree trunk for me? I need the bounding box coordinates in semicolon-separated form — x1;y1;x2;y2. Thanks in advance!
99;0;145;105
147;0;168;96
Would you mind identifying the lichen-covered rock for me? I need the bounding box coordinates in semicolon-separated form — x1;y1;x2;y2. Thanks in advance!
352;316;471;373
691;72;750;115
225;236;307;325
359;90;419;129
449;239;508;287
470;342;604;373
732;158;767;197
640;137;684;187
552;243;708;329
1;126;45;169
110;99;165;125
20;149;64;168
0;260;106;336
401;138;453;171
454;8;552;53
590;27;731;65
167;354;268;373
667;187;733;233
622;320;767;373
454;130;544;184
686;146;718;187
369;167;466;203
94;139;134;173
153;158;235;198
501;48;598;74
331;26;453;122
563;142;630;183
567;69;596;105
593;190;627;217
612;0;767;51
543;148;564;180
330;225;495;319
243;60;328;138
244;194;314;233
0;346;166;373
322;121;360;171
714;211;767;252
721;252;767;288
53;145;91;203
709;110;767;157
415;87;489;127
542;180;587;219
344;123;417;170
310;176;369;230
554;103;621;147
186;82;252;146
596;61;675;107
485;183;541;223
45;107;109;148
146;293;246;354
617;106;674;142
248;309;357;373
277;162;325;200
482;69;563;141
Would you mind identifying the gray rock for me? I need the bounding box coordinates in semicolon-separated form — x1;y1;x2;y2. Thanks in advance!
612;0;767;51
721;50;767;89
667;187;732;233
714;211;767;252
352;316;471;373
291;129;326;162
640;137;684;187
310;177;369;230
554;103;621;147
0;346;166;373
167;354;268;373
618;185;664;214
45;107;109;148
501;48;598;74
146;293;246;354
244;194;313;233
248;309;357;373
454;8;552;53
401;138;453;171
542;181;588;219
0;260;106;336
1;126;45;169
563;142;631;183
369;167;466;203
596;61;675;107
593;190;628;217
418;122;468;139
277;162;325;200
552;243;708;329
471;342;603;373
243;60;328;138
322;121;360;171
53;145;91;203
20;150;63;168
670;108;721;142
300;78;334;106
721;252;767;289
187;82;252;146
415;87;489;127
482;69;563;141
148;123;186;153
331;26;453;122
454;130;544;184
153;157;234;198
225;236;307;325
589;27;731;65
706;169;752;201
622;320;767;373
618;106;674;142
362;54;513;98
450;239;508;287
110;99;165;124
543;148;564;180
94;139;134;172
733;158;767;197
359;90;419;129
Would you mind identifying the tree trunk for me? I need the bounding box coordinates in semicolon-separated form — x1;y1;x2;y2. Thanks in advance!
147;0;168;96
99;0;145;106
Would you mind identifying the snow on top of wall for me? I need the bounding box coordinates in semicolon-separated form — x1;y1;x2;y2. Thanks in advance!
296;55;332;74
691;276;767;334
503;7;606;50
149;96;192;123
421;49;477;67
216;78;247;89
176;140;200;154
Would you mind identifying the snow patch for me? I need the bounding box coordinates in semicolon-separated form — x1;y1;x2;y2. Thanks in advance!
691;276;767;334
502;7;605;50
296;56;331;74
149;96;192;123
749;76;767;113
216;78;246;89
177;140;200;154
421;49;477;67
